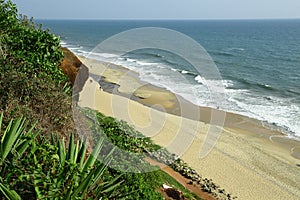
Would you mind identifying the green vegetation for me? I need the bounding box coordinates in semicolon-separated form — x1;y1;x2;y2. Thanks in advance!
0;113;122;199
0;0;202;199
0;0;66;83
0;110;198;199
0;0;74;134
96;112;161;153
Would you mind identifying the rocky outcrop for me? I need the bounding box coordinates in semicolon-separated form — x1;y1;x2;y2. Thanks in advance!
58;47;88;93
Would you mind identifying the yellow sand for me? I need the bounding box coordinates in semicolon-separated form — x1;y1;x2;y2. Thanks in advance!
78;57;300;200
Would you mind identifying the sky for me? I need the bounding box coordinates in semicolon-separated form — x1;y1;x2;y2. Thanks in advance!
12;0;300;20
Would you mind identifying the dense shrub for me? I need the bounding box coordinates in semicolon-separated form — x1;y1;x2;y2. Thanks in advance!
0;55;74;136
0;0;66;83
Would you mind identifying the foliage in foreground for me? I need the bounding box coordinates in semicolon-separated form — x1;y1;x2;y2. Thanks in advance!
0;111;201;200
0;111;200;200
0;113;124;200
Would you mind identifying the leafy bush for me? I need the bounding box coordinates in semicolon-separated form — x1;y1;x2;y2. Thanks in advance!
0;0;66;83
96;112;161;153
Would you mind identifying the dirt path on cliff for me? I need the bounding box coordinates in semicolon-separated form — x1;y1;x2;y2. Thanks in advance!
146;158;216;200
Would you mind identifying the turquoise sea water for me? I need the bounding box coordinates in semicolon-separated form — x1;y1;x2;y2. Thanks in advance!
39;19;300;138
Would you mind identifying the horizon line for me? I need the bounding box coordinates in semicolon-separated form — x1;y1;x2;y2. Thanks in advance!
35;17;300;21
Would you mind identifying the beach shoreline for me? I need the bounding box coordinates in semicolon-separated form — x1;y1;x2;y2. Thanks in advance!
77;56;300;199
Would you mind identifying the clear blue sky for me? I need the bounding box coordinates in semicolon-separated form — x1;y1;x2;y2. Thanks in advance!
12;0;300;20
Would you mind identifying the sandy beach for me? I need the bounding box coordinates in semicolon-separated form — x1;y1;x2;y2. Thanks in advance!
77;57;300;200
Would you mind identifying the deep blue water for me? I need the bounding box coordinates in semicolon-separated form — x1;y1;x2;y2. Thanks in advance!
39;19;300;137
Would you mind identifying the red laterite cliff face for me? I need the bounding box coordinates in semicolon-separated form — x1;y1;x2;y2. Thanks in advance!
58;47;89;93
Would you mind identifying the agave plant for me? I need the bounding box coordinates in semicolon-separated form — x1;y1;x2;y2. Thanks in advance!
0;183;21;200
0;112;124;199
47;133;124;200
0;113;39;165
0;112;39;200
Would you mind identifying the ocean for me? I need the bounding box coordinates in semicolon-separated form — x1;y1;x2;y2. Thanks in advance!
39;19;300;138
